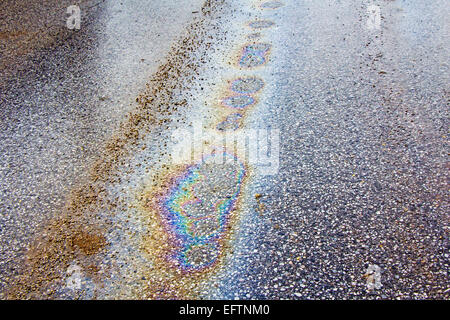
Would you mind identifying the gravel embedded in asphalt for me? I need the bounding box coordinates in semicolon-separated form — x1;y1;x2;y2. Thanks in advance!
0;0;448;299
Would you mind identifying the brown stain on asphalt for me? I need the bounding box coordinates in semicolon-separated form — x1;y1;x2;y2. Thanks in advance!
5;0;227;299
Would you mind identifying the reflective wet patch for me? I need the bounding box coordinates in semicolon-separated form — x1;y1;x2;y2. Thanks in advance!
231;77;265;95
216;113;243;131
260;1;284;9
247;32;262;40
222;95;255;109
246;43;272;52
249;20;275;29
239;43;271;68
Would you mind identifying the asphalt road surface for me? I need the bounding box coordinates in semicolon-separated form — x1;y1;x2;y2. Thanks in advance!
0;0;448;299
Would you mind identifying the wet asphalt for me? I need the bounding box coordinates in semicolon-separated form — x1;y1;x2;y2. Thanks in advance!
0;0;448;299
0;0;205;295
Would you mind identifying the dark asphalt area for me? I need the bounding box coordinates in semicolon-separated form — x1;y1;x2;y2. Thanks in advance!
0;0;448;299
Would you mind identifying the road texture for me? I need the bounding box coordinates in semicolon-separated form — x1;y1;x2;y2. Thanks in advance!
0;0;448;299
